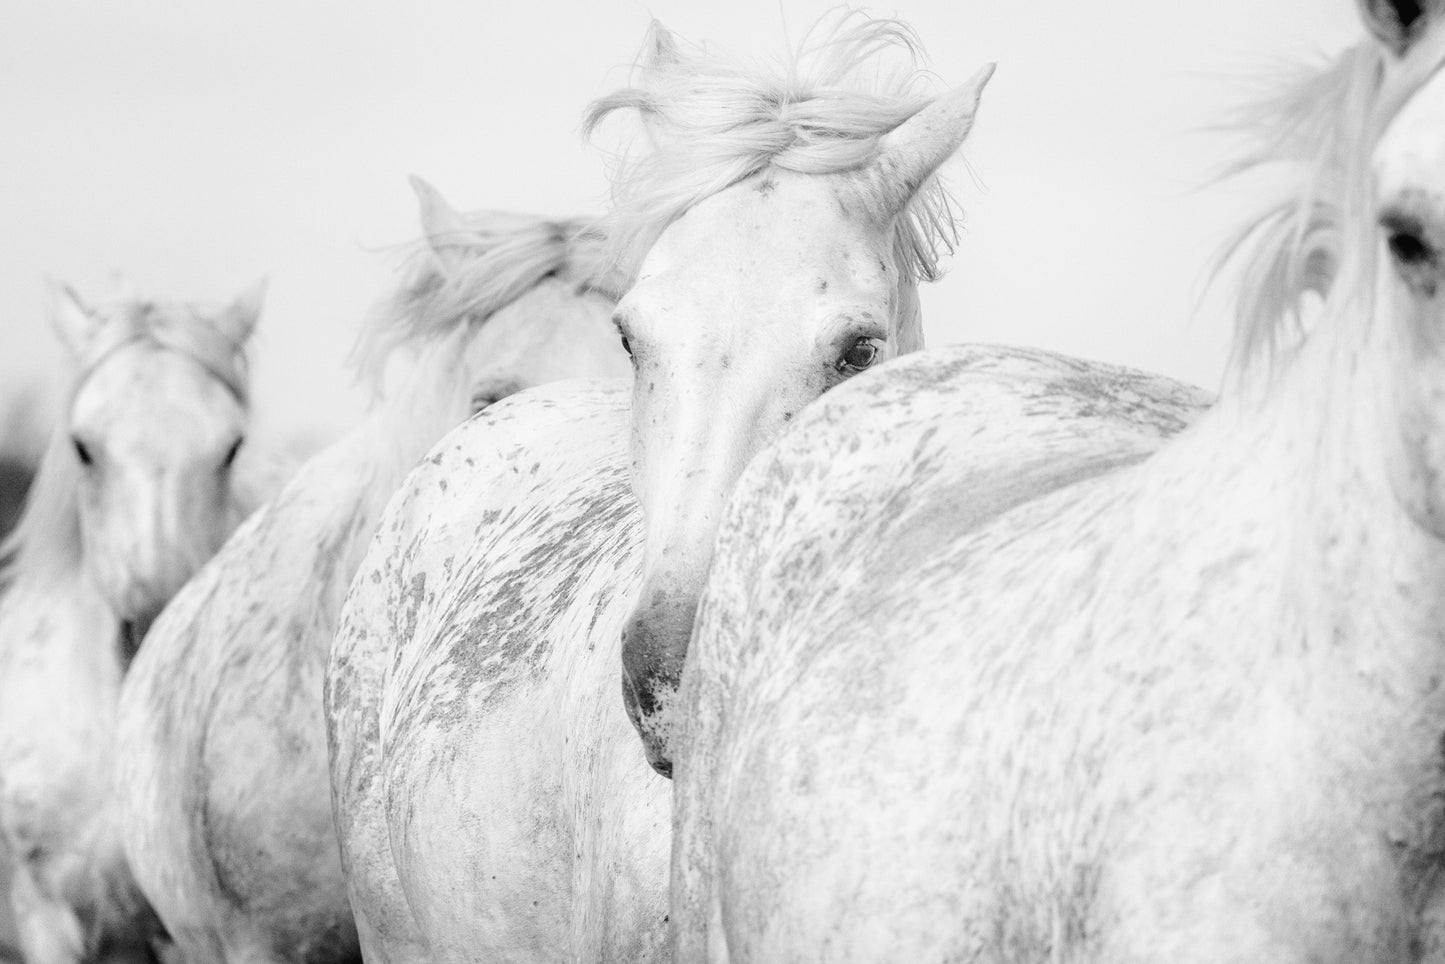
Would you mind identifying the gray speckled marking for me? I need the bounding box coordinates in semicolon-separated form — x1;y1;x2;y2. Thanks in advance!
329;380;666;964
403;463;638;730
674;337;1445;961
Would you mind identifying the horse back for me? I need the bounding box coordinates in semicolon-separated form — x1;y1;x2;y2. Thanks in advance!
674;344;1215;961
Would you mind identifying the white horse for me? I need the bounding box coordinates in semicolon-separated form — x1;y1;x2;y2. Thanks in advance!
115;178;630;964
326;13;992;963
671;1;1445;959
0;281;268;964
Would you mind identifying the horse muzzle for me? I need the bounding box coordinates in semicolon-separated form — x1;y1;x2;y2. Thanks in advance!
620;599;694;778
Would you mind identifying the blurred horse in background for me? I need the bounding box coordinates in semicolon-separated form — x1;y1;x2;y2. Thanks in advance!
0;280;271;964
117;178;630;964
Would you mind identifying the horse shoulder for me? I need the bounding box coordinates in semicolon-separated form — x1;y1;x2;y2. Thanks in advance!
703;344;1211;675
328;378;632;821
679;344;1224;956
369;391;657;963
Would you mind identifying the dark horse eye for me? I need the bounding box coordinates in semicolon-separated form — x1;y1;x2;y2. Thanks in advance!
73;437;93;466
222;437;244;468
838;338;879;372
620;333;633;357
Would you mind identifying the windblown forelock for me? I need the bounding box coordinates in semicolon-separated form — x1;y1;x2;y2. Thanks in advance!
349;210;611;390
584;10;964;290
1213;24;1445;384
78;300;251;404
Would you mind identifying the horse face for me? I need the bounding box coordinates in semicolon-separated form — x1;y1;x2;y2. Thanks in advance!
69;344;248;632
613;173;917;775
1370;5;1445;533
612;64;995;775
461;277;632;415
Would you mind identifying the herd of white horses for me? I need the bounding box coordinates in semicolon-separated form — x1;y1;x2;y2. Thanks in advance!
1;1;1444;960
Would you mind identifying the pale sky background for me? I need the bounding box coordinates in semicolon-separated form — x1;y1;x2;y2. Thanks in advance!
0;0;1361;454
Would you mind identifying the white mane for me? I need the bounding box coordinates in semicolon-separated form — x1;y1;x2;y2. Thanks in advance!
331;206;613;506
583;10;964;287
1215;27;1445;380
350;210;612;390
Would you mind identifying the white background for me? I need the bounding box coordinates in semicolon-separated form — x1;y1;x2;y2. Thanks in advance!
0;1;1360;450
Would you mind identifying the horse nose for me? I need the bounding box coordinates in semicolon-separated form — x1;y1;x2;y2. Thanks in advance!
112;574;171;626
619;597;696;778
117;609;159;666
1381;190;1445;299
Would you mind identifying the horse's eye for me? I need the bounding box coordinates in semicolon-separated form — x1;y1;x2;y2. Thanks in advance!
620;333;633;357
837;338;879;373
470;382;521;416
222;437;244;468
73;437;93;466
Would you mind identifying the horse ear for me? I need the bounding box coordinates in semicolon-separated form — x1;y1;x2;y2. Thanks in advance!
1358;0;1443;55
216;279;266;346
850;62;995;224
410;175;470;270
642;20;679;70
47;279;99;356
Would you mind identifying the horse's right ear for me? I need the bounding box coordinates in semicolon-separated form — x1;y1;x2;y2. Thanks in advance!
849;62;995;226
1358;0;1443;56
410;175;470;270
47;279;99;356
216;279;266;347
641;20;679;71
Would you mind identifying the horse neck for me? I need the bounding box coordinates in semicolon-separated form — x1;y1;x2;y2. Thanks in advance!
1215;297;1445;671
350;327;475;521
250;350;471;666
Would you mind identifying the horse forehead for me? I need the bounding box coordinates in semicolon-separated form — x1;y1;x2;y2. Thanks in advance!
71;346;241;440
650;174;875;277
1375;66;1445;186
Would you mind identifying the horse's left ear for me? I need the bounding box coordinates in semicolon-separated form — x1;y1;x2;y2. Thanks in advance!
47;279;100;356
1358;0;1444;56
216;279;266;346
853;62;995;224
